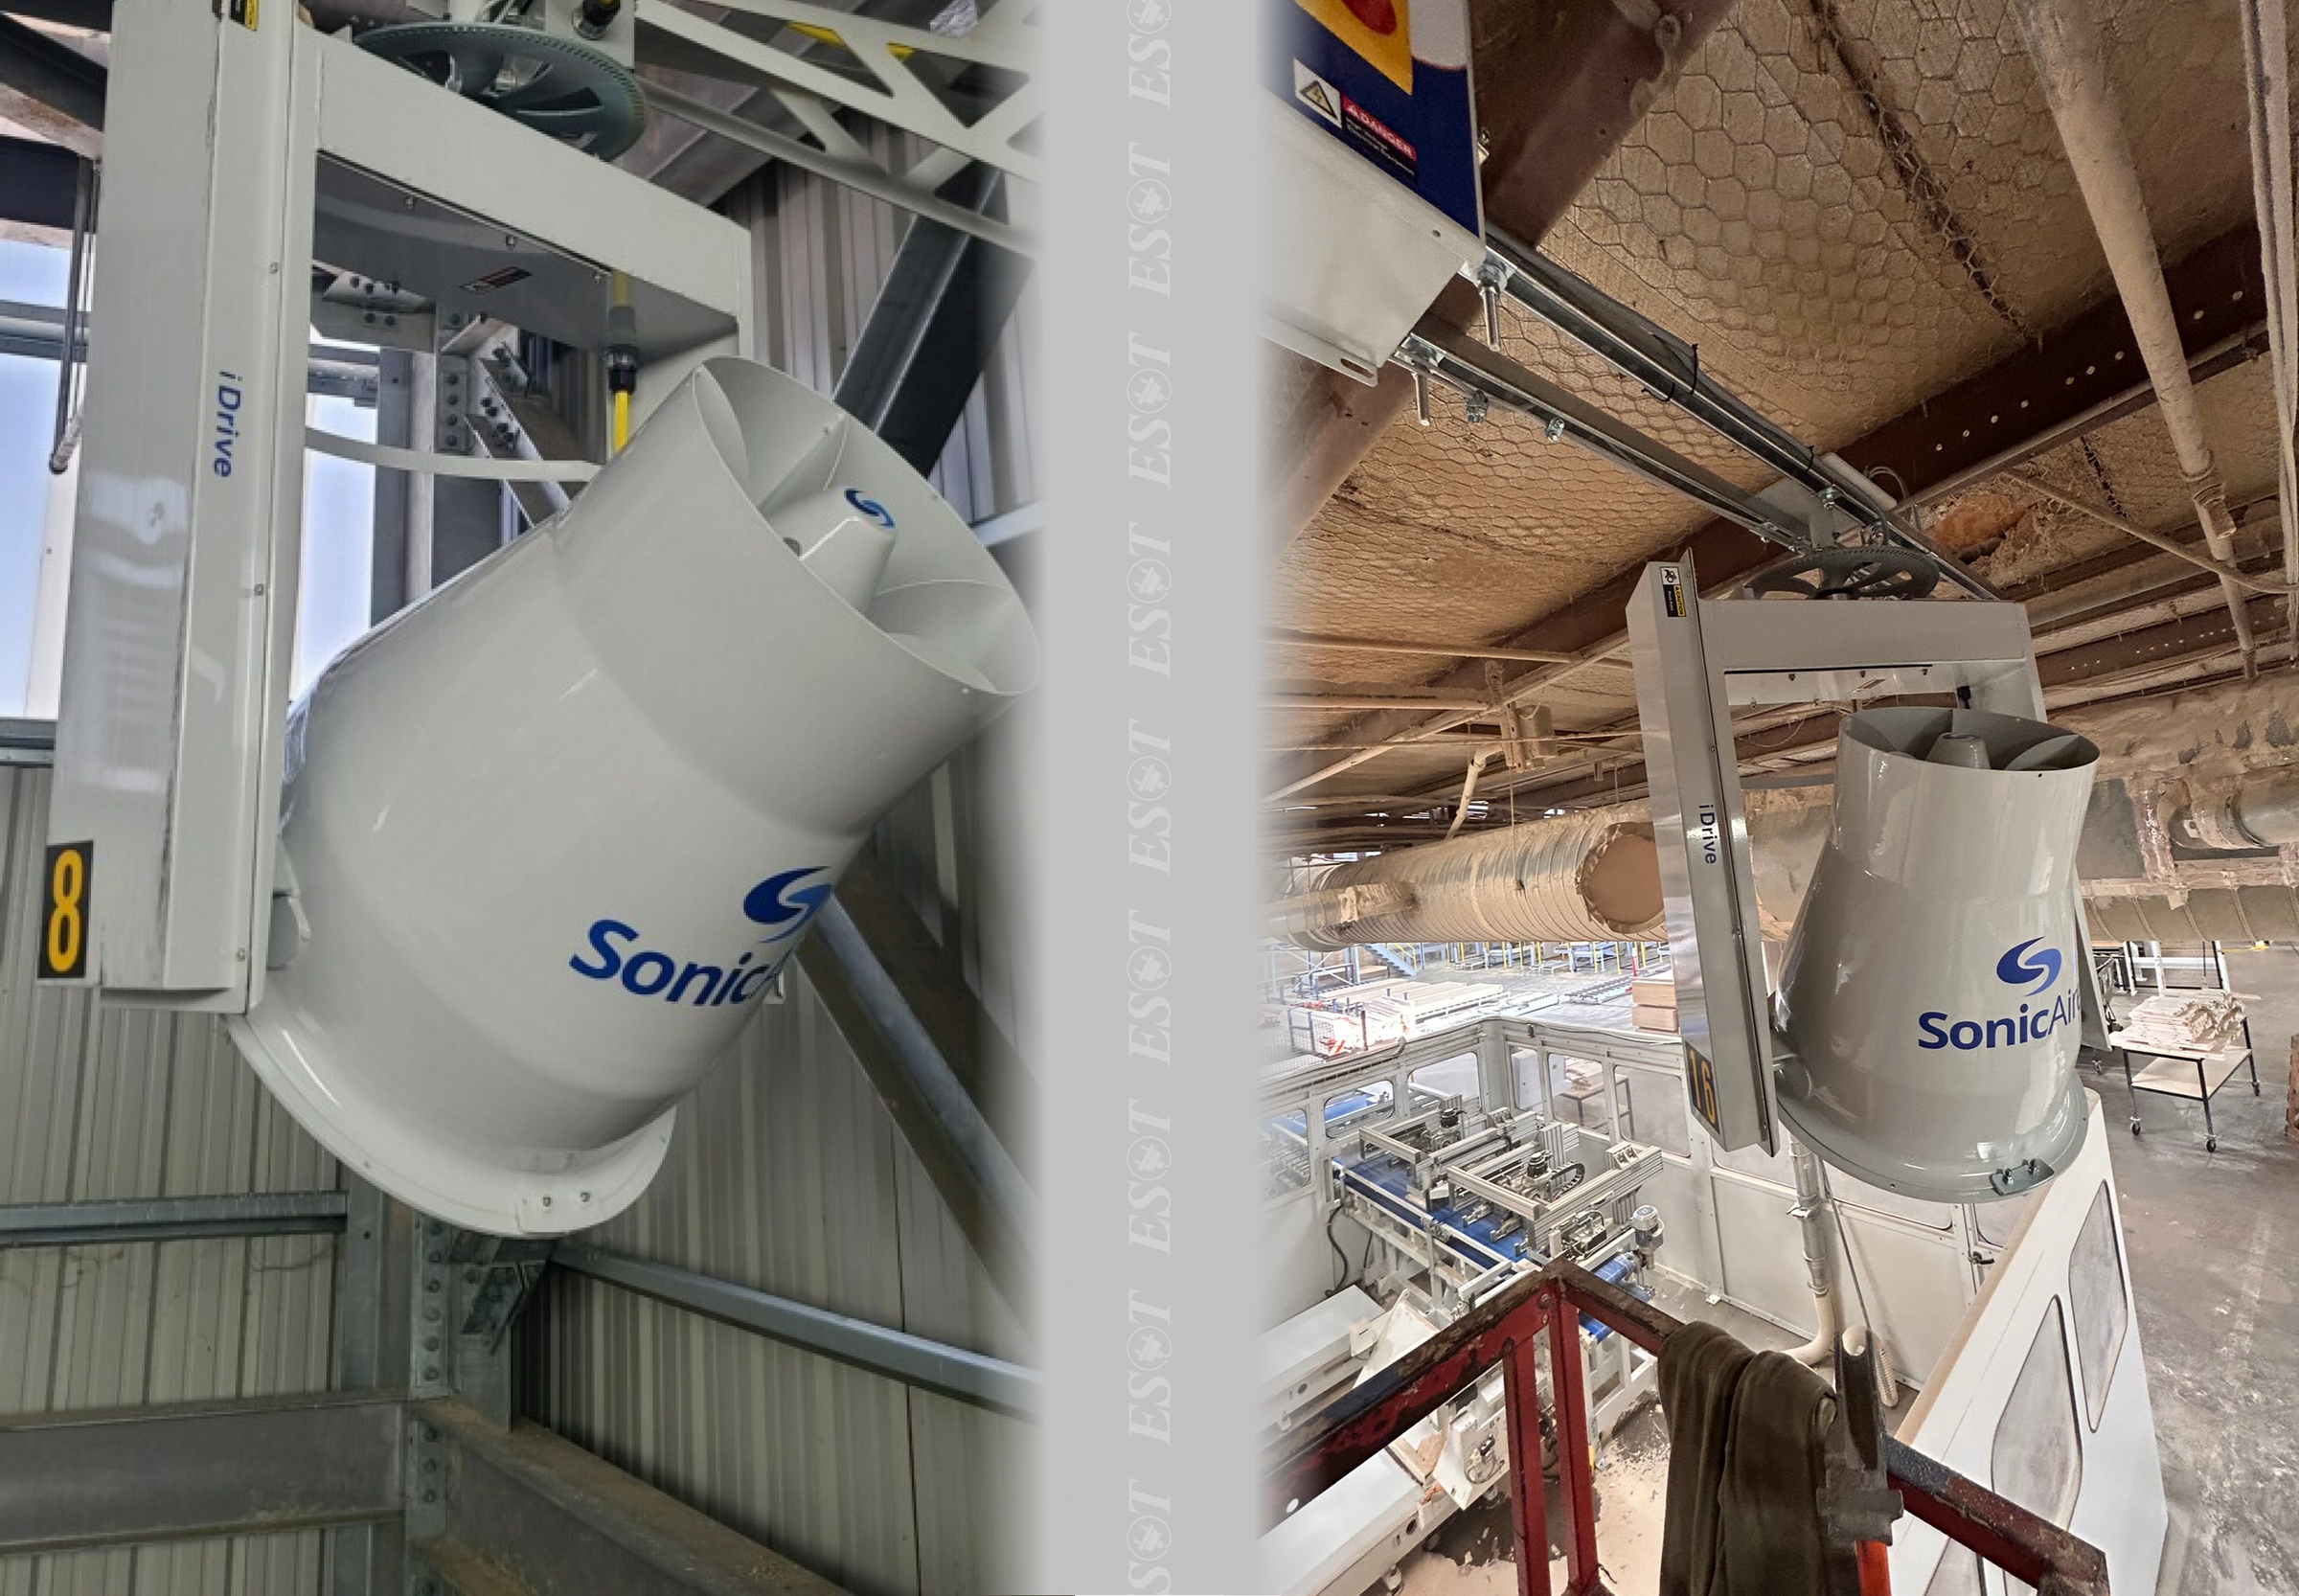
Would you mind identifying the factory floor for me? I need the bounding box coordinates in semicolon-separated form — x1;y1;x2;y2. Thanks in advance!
1396;949;2299;1596
2110;946;2299;1596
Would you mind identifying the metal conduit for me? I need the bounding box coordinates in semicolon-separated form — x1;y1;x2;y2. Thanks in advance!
2011;0;2261;674
1479;233;1992;600
1282;812;1665;948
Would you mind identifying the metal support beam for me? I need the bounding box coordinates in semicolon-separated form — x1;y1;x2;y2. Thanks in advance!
1400;321;1796;549
1271;632;1580;666
832;847;1033;1157
0;133;81;230
0;16;103;152
554;1243;1038;1419
0;1395;403;1553
0;1191;346;1247
799;901;1036;1315
412;1399;847;1596
831;162;1030;474
329;1177;410;1596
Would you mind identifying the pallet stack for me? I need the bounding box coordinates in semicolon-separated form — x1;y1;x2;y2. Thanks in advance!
1630;977;1678;1035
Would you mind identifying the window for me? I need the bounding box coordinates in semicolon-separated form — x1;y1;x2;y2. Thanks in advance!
2067;1183;2128;1430
1923;1543;1985;1596
1260;1107;1312;1199
295;389;376;694
0;239;72;718
1991;1299;2083;1532
1550;1055;1609;1130
1323;1081;1393;1139
1511;1047;1544;1113
1614;1061;1689;1155
1406;1052;1478;1111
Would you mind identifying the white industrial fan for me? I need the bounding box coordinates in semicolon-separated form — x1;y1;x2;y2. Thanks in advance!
228;358;1037;1235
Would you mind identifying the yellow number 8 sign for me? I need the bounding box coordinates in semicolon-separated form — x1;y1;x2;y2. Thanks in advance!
39;842;91;980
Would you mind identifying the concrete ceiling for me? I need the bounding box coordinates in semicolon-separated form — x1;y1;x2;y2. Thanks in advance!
1268;0;2296;854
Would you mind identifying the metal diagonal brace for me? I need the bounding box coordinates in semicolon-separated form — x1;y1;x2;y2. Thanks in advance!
555;1242;1039;1418
799;900;1038;1317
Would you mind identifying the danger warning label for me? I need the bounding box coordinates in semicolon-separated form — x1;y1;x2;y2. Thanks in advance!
1341;94;1417;180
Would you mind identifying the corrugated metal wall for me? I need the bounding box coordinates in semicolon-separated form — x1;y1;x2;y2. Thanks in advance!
0;767;339;1596
518;151;1038;1596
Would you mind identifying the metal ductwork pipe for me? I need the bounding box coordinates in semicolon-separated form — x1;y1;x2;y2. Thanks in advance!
2174;767;2299;849
2011;0;2261;675
1280;811;1664;949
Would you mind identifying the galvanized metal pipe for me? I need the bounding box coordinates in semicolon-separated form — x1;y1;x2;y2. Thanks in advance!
0;1192;348;1248
808;898;1037;1265
2011;0;2260;673
2174;766;2299;849
552;1243;1039;1418
1284;811;1664;947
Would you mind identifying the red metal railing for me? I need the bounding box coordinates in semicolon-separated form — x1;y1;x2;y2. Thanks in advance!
1264;1261;2111;1596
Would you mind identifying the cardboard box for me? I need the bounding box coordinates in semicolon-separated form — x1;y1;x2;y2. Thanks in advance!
1629;978;1677;1010
1632;1004;1679;1034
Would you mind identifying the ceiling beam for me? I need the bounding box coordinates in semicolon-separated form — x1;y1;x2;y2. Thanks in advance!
1270;632;1581;665
0;15;102;157
1269;221;2276;807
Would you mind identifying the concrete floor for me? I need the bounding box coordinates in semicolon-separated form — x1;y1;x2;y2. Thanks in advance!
2105;947;2299;1595
1395;949;2299;1595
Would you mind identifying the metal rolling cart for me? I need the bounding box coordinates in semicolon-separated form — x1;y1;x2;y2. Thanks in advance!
2109;1034;2260;1151
2106;941;2261;1151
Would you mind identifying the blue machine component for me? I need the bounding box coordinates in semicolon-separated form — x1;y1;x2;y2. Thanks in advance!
1331;1146;1655;1342
1332;1148;1524;1274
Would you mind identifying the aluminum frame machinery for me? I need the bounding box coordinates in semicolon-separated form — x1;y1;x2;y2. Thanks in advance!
1257;1015;1674;1596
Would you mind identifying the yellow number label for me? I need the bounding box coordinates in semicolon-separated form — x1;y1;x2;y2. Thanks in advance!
39;843;91;980
1685;1044;1721;1133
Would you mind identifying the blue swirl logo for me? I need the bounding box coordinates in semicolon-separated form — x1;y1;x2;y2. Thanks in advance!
843;488;896;530
1996;938;2062;995
744;866;834;943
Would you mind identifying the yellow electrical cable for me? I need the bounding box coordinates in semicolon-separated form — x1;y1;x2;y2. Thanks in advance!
611;388;630;454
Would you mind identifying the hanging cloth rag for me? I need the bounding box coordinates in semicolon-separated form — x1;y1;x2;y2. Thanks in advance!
1658;1318;1838;1596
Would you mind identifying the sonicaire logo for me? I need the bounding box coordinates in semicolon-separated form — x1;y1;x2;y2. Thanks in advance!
568;867;833;1007
1917;940;2074;1052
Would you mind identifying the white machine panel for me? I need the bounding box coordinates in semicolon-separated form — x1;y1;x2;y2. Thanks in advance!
45;1;311;1006
1627;562;1778;1153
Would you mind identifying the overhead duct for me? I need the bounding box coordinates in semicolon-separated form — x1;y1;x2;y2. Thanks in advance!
1279;811;1664;949
2174;766;2299;850
1774;709;2099;1204
228;357;1037;1237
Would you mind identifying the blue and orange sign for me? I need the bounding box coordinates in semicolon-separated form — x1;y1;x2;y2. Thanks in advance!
1267;0;1480;237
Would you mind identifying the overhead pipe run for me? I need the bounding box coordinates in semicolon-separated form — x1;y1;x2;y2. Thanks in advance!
2011;0;2261;675
1276;810;1665;949
2237;0;2299;656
